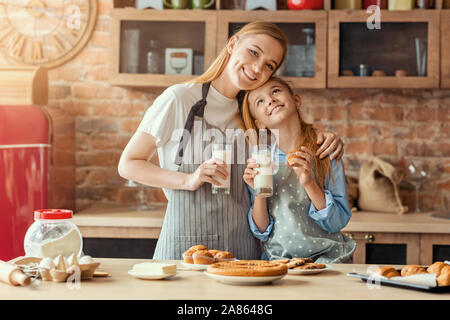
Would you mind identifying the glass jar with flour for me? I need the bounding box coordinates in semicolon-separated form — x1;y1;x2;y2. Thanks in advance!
24;209;83;258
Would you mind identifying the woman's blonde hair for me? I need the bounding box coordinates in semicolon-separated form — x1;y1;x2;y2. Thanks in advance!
190;21;288;85
242;76;333;190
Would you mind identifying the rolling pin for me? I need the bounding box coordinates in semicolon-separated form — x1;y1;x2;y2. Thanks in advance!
0;260;31;286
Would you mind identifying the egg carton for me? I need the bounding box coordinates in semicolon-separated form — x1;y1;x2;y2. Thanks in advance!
12;254;100;282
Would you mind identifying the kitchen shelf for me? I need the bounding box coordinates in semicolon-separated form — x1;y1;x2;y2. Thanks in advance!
328;10;440;88
441;9;450;88
217;10;327;89
109;8;217;87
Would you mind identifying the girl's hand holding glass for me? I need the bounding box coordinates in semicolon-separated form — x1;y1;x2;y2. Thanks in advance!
287;146;315;187
243;158;260;190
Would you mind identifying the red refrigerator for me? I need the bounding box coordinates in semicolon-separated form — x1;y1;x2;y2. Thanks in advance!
0;105;52;261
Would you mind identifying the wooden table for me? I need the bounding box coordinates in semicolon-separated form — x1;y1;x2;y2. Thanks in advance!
1;259;449;300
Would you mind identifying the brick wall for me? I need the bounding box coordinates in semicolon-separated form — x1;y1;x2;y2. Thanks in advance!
1;2;449;213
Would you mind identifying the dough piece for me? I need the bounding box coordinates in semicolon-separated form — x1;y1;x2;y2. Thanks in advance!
400;265;427;277
183;245;208;264
192;250;215;265
427;262;447;276
372;266;400;279
207;260;287;277
214;251;235;262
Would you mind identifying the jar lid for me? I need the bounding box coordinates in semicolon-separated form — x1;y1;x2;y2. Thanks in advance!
34;209;73;220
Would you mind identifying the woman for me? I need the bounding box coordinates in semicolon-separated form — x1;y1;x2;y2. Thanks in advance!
118;21;344;260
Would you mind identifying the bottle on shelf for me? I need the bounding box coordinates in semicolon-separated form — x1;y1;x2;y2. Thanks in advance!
147;40;162;74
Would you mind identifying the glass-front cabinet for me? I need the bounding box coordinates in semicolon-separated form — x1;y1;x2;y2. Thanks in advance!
109;9;217;87
328;10;440;88
217;10;327;88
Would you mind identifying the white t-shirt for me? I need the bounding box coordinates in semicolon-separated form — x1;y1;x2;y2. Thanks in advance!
137;83;240;196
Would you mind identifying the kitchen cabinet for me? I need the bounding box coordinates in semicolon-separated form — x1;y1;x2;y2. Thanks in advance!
74;205;450;263
110;1;446;88
328;10;440;88
109;8;217;87
441;9;450;88
216;10;327;88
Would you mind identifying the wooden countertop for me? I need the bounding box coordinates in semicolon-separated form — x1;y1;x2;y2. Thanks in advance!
1;258;448;300
73;204;450;239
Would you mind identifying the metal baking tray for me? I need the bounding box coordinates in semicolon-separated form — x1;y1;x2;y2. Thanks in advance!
347;272;450;293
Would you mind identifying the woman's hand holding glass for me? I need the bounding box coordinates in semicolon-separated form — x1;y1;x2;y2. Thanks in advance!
186;158;229;191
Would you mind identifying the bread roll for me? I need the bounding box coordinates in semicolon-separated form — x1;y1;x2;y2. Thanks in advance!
192;250;215;265
182;245;208;264
427;261;447;276
400;265;427;277
372;266;400;279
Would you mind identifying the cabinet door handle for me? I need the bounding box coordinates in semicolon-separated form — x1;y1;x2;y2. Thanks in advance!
344;233;375;243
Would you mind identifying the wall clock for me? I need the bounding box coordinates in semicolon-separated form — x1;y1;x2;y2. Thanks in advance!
0;0;97;68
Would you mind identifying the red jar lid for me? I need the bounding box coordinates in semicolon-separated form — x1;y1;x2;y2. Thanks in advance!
34;209;73;220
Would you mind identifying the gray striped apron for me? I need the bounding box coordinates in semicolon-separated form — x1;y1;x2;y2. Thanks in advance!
152;83;261;260
265;164;356;263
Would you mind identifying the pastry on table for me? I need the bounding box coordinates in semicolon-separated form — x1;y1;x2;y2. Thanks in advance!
192;250;215;265
183;245;208;264
272;259;290;264
208;249;220;257
292;258;314;265
372;266;400;279
400;265;427;277
214;251;235;262
437;272;450;286
207;260;287;277
427;261;447;276
293;263;326;270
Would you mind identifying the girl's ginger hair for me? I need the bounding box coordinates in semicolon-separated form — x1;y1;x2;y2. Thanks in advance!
189;21;288;86
242;76;333;190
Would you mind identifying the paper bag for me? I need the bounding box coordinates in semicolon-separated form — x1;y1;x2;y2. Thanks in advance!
358;157;408;214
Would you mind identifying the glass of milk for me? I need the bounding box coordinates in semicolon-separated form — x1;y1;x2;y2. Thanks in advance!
211;143;232;195
252;145;273;198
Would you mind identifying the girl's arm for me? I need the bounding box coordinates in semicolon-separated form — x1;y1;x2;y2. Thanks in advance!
303;180;326;212
252;197;270;233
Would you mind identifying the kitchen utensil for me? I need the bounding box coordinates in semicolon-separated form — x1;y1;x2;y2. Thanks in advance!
287;0;324;10
204;271;286;285
192;0;215;9
121;29;140;73
388;0;414;10
163;0;190;9
359;64;371;76
245;0;276;10
147;40;162;74
124;180;157;211
0;260;31;286
363;0;387;9
334;0;362;9
416;0;432;8
135;0;164;9
341;70;354;76
405;161;427;212
395;69;408;77
415;38;427;76
372;70;387;76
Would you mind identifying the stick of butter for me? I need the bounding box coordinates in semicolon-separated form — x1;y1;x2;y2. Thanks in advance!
132;262;177;275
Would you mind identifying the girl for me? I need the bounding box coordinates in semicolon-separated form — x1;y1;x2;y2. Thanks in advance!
242;77;356;263
118;22;344;260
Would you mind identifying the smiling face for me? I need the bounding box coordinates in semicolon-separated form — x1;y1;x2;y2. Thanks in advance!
224;34;284;92
247;79;301;130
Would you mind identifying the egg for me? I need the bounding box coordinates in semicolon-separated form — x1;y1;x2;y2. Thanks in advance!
79;255;95;265
39;257;55;270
